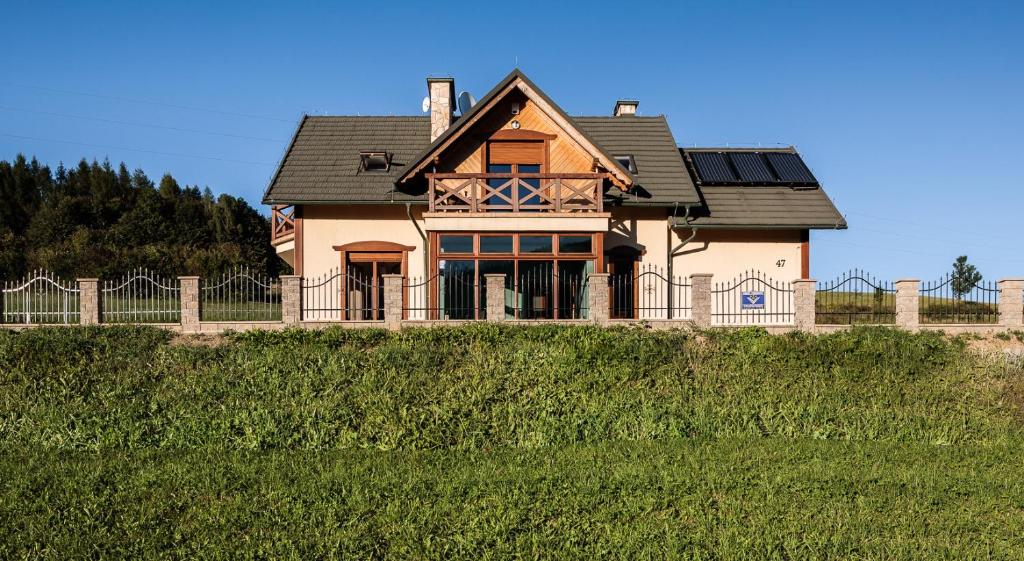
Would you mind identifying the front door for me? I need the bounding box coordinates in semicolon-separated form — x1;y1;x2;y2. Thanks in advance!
344;253;402;320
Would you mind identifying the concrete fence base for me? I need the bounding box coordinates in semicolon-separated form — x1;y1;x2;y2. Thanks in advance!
5;274;1024;337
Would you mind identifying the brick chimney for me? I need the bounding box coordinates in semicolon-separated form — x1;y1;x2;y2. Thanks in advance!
613;99;638;117
428;77;455;141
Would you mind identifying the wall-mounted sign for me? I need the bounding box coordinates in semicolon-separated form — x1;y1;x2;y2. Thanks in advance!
741;291;765;309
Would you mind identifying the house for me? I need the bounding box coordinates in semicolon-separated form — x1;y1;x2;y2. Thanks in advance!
262;69;846;321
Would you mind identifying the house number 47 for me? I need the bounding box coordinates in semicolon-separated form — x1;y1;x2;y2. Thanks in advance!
776;259;786;267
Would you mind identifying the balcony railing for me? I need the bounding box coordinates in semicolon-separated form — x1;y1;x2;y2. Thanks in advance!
271;205;295;245
427;173;606;213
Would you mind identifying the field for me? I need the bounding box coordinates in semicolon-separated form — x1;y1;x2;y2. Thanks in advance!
815;290;1000;324
1;325;1023;558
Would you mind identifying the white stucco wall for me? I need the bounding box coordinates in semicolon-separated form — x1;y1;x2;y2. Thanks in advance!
301;205;428;280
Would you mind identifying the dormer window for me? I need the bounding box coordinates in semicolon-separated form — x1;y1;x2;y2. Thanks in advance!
359;151;391;172
614;154;637;174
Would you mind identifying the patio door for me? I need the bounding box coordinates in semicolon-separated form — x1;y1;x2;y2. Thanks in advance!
486;140;545;211
334;241;413;321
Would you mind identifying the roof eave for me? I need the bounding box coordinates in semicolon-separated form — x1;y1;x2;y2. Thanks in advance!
261;114;308;205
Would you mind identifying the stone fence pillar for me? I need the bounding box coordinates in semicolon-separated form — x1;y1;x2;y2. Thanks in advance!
382;274;404;330
77;278;100;325
280;275;301;325
587;273;609;324
484;274;506;321
895;279;920;330
689;273;713;328
179;276;200;330
998;278;1024;328
793;279;816;332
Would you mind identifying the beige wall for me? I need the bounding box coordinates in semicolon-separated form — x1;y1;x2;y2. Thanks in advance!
300;204;804;285
301;205;428;280
608;207;805;282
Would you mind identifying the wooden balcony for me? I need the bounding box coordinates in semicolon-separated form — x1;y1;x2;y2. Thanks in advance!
428;173;606;213
271;205;295;245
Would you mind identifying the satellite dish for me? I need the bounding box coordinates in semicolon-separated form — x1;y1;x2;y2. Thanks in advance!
457;91;476;115
421;96;431;113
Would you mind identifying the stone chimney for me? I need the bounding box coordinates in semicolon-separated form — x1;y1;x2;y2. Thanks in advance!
428;77;455;141
613;99;639;117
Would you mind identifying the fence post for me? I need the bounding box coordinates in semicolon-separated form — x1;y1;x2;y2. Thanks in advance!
484;274;506;321
179;276;201;330
280;275;301;324
689;273;713;328
998;278;1024;328
587;273;610;324
382;274;404;330
793;279;816;332
895;279;920;330
77;278;100;325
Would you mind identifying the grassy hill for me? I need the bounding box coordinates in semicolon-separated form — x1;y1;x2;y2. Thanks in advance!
1;326;1022;558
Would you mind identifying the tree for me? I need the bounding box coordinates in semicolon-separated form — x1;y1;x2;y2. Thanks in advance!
951;255;982;299
0;153;287;280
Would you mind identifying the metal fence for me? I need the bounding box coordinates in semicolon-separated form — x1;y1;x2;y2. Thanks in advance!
920;274;999;324
101;269;180;323
610;265;691;320
816;269;895;324
302;267;383;321
201;267;281;321
1;270;80;324
403;271;481;320
712;270;794;325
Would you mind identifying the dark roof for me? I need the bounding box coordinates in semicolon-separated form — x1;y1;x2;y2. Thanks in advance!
263;115;429;204
676;148;847;229
263;113;700;205
575;116;699;204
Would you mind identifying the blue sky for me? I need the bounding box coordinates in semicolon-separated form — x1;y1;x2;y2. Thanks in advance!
2;1;1022;280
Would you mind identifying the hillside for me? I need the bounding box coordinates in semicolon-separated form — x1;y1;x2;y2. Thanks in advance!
1;326;1023;558
0;154;283;280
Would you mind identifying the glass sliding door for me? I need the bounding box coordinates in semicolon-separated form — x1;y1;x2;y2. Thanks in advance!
438;260;477;320
432;233;601;320
557;260;593;319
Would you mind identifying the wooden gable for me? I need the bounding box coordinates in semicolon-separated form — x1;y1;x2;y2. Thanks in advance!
399;72;633;190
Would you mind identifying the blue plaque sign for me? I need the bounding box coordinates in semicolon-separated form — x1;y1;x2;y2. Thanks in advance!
741;291;765;309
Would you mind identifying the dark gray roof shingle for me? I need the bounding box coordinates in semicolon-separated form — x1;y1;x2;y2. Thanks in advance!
676;147;846;229
263;115;429;204
262;115;846;231
263;114;699;205
677;186;847;229
575;116;699;205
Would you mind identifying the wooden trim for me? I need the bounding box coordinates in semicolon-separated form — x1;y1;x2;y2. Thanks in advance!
336;240;414;321
294;207;303;276
489;129;556;140
332;241;416;253
400;77;632;189
800;229;810;278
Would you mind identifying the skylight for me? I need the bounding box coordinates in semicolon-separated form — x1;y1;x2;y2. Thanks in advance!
614;155;637;174
359;151;391;172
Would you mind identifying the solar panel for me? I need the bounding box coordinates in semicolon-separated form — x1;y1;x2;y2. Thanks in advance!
764;152;817;184
729;152;776;183
690;152;737;183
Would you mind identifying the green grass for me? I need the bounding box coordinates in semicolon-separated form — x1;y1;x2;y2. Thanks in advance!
1;325;1022;558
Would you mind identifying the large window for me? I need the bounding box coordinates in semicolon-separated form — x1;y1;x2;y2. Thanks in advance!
431;233;600;319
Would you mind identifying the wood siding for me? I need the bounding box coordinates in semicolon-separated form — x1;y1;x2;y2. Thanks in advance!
445;92;595;175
